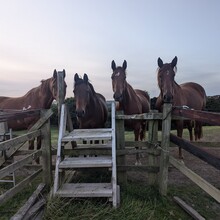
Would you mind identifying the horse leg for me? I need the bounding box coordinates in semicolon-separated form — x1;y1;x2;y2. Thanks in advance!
186;120;193;141
35;136;41;164
176;121;184;159
134;128;141;166
194;121;203;141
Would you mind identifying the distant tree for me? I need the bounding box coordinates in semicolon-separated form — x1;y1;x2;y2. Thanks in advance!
206;96;220;112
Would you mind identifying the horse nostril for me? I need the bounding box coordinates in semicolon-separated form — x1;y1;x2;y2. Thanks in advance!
76;110;85;118
163;94;173;103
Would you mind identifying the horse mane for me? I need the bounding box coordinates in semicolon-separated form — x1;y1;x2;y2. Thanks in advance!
74;78;96;95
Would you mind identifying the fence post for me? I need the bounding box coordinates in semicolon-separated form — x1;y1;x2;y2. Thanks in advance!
41;110;52;187
147;110;158;185
57;70;66;124
159;103;172;195
116;110;127;185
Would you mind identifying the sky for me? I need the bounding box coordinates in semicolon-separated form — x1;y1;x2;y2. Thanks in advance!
0;0;220;100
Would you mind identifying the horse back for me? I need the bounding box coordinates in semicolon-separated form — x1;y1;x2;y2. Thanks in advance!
180;82;206;110
135;89;150;113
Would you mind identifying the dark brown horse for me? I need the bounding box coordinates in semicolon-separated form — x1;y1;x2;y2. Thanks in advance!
111;60;150;165
155;56;207;158
0;69;67;151
73;73;108;129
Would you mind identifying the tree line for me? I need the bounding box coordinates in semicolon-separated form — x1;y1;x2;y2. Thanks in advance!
50;96;220;126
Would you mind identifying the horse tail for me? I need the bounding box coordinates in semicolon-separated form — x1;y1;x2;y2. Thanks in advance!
140;121;147;141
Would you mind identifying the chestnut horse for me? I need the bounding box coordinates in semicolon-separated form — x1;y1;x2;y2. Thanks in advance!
155;56;206;158
111;60;150;165
73;73;108;129
0;69;67;151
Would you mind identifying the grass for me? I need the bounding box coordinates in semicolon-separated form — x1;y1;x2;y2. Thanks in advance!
1;126;220;219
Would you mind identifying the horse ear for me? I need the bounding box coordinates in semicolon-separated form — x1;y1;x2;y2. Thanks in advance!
122;60;127;70
157;58;163;68
83;73;89;83
63;69;66;78
74;73;79;82
111;60;116;71
53;69;58;78
171;56;178;68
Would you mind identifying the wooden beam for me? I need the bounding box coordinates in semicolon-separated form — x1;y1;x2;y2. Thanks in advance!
170;134;220;170
0;150;42;179
0;168;42;205
172;108;220;125
170;156;220;203
173;196;205;220
116;112;163;120
10;183;46;220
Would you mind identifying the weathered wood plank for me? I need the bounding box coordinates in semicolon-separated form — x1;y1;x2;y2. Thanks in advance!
159;103;172;195
10;183;46;220
170;134;220;170
0;168;42;205
62;128;112;141
172;108;220;125
173;196;205;220
170;156;220;203
0;150;42;179
56;183;112;197
59;157;112;168
116;112;163;120
0;130;41;151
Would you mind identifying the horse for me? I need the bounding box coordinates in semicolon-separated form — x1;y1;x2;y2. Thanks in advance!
73;73;108;129
0;69;67;158
111;60;151;165
155;56;207;159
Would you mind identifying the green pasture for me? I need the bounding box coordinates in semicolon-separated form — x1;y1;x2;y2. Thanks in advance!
0;126;220;219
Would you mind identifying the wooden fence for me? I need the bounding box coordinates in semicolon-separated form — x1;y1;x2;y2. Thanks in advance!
0;108;53;205
115;103;220;202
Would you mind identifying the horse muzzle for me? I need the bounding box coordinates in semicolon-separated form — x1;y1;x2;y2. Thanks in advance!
76;110;85;118
113;93;123;102
163;94;173;103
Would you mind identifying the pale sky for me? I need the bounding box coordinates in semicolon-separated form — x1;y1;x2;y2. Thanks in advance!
0;0;220;100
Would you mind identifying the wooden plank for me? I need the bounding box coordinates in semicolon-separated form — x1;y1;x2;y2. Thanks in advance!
28;109;53;131
0;130;41;151
0;150;42;179
116;112;163;120
41;118;52;186
170;156;220;203
62;128;112;141
10;183;46;220
173;196;205;220
117;165;159;172
116;110;127;184
170;134;220;170
159;103;172;195
56;183;112;197
59;156;112;168
172;108;220;125
0;168;42;205
24;198;46;220
54;104;67;194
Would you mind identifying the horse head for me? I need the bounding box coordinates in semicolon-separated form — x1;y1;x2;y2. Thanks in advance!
111;60;127;102
49;69;67;100
157;56;177;103
73;73;92;118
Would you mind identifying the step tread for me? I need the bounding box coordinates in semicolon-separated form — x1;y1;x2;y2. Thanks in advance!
62;128;112;142
59;156;112;168
56;183;113;197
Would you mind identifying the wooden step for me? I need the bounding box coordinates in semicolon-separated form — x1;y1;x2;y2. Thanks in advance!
62;128;112;142
58;156;112;169
55;183;113;197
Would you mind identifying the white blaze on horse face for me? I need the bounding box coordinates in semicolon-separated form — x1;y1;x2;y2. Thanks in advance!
115;72;120;77
166;70;169;75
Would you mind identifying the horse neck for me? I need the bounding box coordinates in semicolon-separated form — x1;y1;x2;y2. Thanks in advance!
37;79;54;109
120;82;137;109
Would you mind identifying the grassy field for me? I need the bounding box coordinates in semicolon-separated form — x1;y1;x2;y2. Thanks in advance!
0;126;220;219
